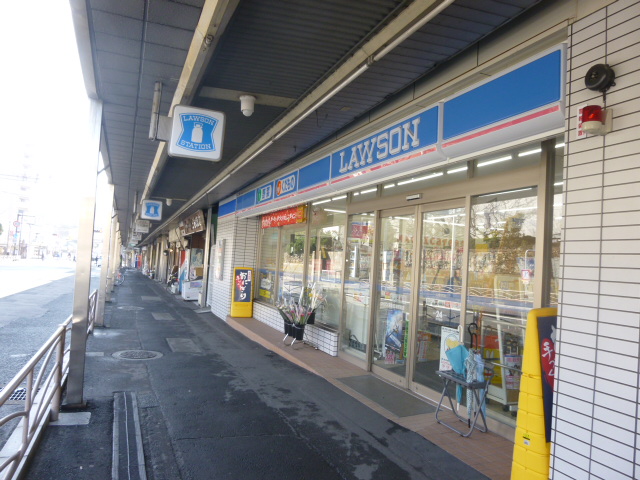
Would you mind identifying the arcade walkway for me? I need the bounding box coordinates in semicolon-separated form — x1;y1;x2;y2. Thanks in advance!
25;270;512;479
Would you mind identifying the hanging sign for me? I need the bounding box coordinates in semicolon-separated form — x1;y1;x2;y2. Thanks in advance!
182;210;206;235
230;267;253;317
140;200;163;221
168;105;226;161
261;205;306;228
134;220;150;233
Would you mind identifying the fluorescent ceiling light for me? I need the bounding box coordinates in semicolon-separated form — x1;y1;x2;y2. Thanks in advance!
555;143;565;149
477;155;512;167
478;187;533;197
360;188;376;194
324;209;346;213
332;195;347;201
312;199;331;205
554;182;563;186
518;148;541;157
384;184;395;189
447;166;467;174
397;172;443;186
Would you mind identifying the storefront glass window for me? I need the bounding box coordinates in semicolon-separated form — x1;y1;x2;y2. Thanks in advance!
257;228;279;304
308;198;346;328
551;141;564;306
278;226;307;302
341;213;375;360
467;187;537;422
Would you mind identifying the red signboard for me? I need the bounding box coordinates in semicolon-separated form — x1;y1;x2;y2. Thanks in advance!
261;206;306;228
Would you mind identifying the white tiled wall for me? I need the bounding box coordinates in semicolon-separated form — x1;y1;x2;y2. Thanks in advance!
208;215;259;319
551;1;640;478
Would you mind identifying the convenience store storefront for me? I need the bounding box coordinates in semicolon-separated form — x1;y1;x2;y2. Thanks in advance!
212;46;565;432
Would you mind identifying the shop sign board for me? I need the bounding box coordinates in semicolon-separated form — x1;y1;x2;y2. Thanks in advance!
134;220;150;233
275;171;298;198
230;267;253;318
131;233;142;242
261;206;307;228
330;108;438;181
182;210;206;235
221;47;564;221
140;200;162;221
256;181;274;205
168;105;225;161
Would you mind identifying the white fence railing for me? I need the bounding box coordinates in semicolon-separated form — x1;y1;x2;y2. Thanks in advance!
0;289;97;480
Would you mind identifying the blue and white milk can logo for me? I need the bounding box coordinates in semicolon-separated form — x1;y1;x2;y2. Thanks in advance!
177;114;218;152
141;200;163;221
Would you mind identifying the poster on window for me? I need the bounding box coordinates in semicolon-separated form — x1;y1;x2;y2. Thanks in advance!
439;326;461;371
214;239;225;280
538;315;557;442
384;309;406;364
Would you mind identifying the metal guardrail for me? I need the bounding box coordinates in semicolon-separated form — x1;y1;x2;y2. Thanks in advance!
0;288;97;480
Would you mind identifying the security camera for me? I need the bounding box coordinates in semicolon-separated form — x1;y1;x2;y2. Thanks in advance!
239;95;256;117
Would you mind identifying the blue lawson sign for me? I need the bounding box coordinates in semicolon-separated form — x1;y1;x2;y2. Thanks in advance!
330;108;438;180
168;105;225;161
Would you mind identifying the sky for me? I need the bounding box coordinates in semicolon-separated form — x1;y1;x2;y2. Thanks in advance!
0;0;110;244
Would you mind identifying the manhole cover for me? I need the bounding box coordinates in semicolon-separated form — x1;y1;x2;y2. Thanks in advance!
112;350;163;360
117;306;144;311
0;386;38;404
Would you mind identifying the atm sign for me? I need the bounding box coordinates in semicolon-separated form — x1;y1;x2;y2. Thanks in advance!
276;173;297;197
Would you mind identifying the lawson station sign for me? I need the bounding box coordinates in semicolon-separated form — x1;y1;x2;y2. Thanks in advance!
169;105;226;161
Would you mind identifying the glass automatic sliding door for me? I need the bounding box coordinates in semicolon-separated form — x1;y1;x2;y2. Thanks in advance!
372;209;415;384
412;206;466;393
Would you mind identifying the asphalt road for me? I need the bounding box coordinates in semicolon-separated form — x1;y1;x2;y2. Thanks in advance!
0;260;101;386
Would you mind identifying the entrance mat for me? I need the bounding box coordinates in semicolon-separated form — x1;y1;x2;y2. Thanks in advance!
337;375;436;418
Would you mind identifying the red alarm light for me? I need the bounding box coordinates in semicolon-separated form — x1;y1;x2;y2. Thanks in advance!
582;105;603;123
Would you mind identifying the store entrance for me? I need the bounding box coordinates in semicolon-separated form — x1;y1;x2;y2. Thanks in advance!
369;204;466;391
411;205;466;395
371;208;415;387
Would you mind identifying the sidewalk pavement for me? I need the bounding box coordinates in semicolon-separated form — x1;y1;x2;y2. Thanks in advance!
24;270;513;480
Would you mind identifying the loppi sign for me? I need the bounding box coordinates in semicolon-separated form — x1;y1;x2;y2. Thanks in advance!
261;206;306;228
168;105;225;161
